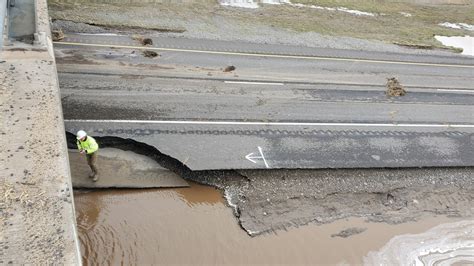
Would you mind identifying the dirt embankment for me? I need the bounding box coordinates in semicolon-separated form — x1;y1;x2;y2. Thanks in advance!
65;133;474;236
48;0;473;55
232;168;473;235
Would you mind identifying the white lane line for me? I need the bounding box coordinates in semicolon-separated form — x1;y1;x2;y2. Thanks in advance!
224;81;284;86
54;41;474;69
258;146;270;169
64;119;474;129
437;89;474;93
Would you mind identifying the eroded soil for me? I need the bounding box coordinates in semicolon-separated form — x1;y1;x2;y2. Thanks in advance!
66;133;474;236
72;148;473;265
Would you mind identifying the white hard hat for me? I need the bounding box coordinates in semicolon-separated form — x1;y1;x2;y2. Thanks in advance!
76;130;87;140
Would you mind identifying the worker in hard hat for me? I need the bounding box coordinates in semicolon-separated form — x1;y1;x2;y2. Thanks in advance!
76;130;99;182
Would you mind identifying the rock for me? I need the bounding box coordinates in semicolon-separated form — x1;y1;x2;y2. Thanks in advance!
386;77;406;96
142;50;159;58
141;38;153;46
51;29;64;41
223;66;236;72
132;36;153;46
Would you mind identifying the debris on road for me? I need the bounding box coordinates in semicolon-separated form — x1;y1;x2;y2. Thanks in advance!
133;35;154;46
51;29;64;41
142;50;159;58
142;38;153;46
386;77;406;96
224;65;236;72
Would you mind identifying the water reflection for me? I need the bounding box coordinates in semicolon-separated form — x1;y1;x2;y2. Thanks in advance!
174;184;222;207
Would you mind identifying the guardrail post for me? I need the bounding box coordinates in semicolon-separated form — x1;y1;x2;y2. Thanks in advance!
0;0;7;48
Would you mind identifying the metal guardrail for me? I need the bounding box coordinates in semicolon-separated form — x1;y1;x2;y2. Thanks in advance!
4;0;38;46
0;0;8;48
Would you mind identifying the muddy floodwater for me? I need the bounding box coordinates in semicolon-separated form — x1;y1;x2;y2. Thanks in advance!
74;183;470;265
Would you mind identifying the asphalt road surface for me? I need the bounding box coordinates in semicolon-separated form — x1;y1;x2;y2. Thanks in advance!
56;34;474;170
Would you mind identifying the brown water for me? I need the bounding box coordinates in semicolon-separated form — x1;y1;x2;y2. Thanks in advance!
74;182;464;265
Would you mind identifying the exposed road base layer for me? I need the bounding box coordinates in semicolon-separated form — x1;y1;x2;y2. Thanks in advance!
70;148;189;188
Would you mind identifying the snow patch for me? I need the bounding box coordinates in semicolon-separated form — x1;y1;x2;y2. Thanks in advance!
458;23;474;31
286;2;375;16
219;0;259;9
435;35;474;56
399;12;412;17
335;7;375;16
439;22;474;31
218;0;376;16
288;3;310;8
260;0;290;5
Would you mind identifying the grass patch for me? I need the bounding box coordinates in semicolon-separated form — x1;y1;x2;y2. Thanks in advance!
47;0;473;50
279;0;474;48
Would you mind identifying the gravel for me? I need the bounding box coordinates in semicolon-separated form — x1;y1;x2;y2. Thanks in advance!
193;167;474;236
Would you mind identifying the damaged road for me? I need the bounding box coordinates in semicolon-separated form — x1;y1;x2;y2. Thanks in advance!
56;34;474;170
66;133;474;236
64;120;474;170
58;28;473;238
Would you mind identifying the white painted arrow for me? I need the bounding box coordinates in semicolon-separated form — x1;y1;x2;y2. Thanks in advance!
245;152;261;164
245;146;270;168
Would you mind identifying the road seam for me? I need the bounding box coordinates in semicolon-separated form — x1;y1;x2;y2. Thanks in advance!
56;71;474;91
64;119;474;128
